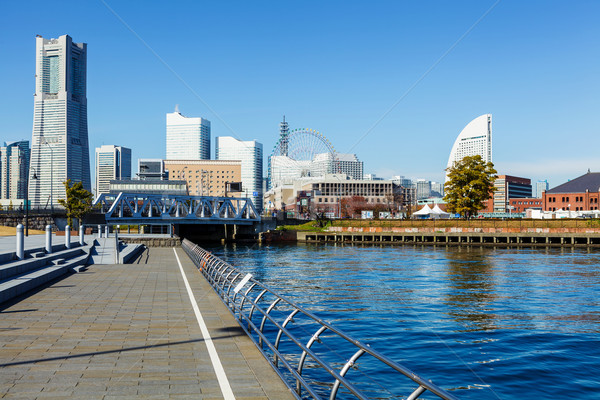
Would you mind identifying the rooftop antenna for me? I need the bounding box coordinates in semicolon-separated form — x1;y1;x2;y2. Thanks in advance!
175;104;180;113
279;115;289;156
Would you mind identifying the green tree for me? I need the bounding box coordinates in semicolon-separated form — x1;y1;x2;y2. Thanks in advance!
57;179;94;228
8;201;13;211
444;155;497;218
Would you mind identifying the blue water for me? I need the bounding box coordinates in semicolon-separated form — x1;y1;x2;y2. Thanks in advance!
207;243;600;399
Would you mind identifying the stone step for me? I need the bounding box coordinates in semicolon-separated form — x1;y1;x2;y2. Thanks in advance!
0;248;92;304
0;247;85;280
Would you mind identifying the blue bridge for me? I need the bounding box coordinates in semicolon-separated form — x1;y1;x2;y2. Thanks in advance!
93;192;260;226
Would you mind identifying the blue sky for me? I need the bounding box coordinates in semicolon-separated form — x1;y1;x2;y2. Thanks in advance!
1;0;598;188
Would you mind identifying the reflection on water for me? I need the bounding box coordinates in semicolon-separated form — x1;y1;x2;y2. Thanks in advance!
204;242;600;399
444;247;499;331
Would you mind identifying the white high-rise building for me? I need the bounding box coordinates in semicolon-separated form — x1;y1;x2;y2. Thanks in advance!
0;141;30;200
446;114;492;180
166;110;210;160
215;136;263;211
29;35;90;209
536;180;549;198
95;145;132;197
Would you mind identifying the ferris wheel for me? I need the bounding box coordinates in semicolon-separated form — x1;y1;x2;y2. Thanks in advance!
268;127;339;189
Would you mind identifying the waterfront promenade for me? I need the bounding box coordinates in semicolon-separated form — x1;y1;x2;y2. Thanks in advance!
0;245;294;399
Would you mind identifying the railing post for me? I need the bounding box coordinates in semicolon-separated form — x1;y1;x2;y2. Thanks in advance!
16;224;24;260
79;224;85;245
45;224;52;254
114;229;120;264
65;225;71;249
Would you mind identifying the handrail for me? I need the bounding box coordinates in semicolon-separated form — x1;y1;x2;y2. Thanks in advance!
181;239;460;400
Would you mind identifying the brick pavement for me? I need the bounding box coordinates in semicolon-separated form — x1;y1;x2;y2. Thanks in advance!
0;247;294;399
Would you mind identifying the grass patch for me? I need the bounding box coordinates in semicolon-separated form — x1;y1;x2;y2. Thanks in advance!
277;221;332;232
0;226;46;236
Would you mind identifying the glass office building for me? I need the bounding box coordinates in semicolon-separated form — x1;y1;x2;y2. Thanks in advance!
0;141;30;200
95;145;131;198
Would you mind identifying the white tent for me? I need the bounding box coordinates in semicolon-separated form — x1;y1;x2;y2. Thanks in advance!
412;204;433;218
431;204;450;219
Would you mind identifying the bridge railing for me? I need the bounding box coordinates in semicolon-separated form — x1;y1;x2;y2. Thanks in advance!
181;239;459;400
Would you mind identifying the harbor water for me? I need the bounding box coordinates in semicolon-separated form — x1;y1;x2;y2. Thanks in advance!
207;243;600;399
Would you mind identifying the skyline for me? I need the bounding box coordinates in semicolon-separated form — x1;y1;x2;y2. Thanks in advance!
1;1;599;188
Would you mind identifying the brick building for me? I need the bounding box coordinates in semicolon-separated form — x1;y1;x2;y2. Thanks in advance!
543;172;600;211
508;198;543;213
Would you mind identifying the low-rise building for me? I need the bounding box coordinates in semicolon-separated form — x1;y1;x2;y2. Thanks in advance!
137;159;167;181
164;160;242;197
264;174;400;218
508;197;543;213
543;171;600;212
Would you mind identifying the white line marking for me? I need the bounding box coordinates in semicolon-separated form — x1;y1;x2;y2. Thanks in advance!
173;248;236;399
234;273;253;294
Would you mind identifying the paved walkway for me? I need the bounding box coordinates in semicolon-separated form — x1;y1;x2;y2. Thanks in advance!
0;247;294;399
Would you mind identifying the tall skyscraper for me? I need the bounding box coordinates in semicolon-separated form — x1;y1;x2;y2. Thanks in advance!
29;34;90;209
215;136;263;211
0;141;30;200
446;114;492;180
166;110;211;160
95;145;131;197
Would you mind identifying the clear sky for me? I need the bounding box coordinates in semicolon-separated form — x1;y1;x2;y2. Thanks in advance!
1;0;598;188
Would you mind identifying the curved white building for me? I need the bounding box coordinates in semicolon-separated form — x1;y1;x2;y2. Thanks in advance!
446;114;492;177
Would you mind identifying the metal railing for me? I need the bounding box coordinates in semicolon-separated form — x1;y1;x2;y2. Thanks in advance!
181;239;459;400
